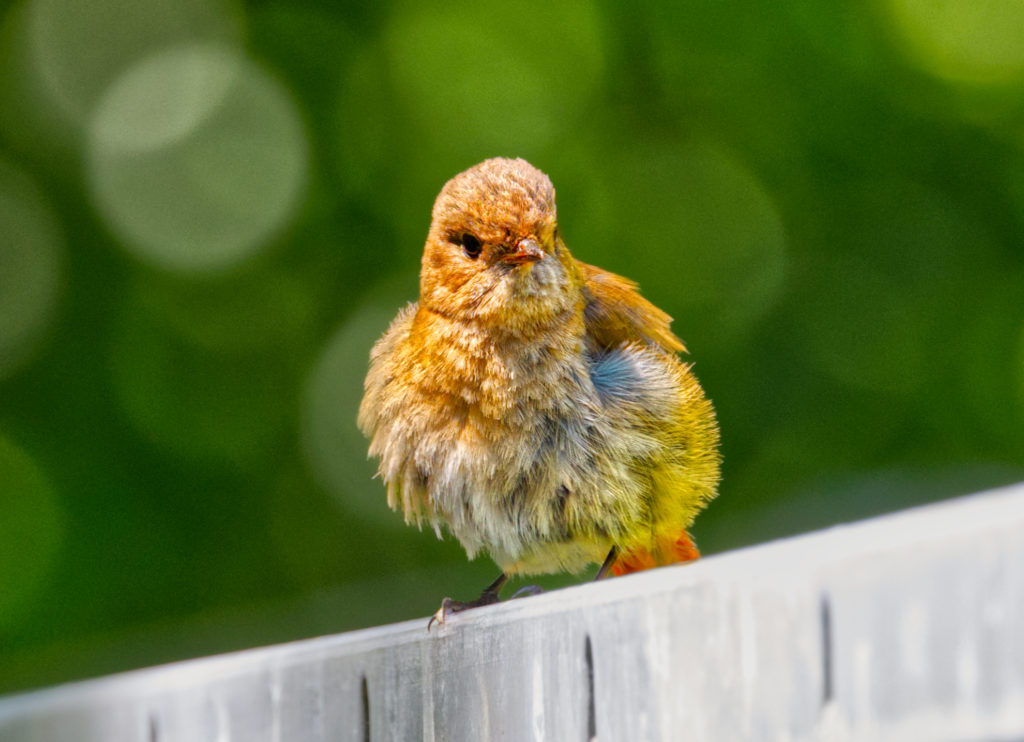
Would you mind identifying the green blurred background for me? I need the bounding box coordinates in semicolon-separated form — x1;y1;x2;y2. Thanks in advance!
1;0;1023;694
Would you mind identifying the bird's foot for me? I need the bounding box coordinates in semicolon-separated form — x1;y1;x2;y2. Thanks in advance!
428;591;501;630
510;584;544;599
428;573;509;630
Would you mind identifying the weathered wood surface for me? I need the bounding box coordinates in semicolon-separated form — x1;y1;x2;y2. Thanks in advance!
2;483;1023;742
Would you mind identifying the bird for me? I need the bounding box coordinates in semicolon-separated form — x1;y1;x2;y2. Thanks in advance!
358;157;720;626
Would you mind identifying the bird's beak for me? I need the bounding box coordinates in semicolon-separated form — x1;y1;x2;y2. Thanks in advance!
502;238;544;266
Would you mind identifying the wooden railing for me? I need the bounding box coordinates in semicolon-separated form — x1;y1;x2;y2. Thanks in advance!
2;483;1023;741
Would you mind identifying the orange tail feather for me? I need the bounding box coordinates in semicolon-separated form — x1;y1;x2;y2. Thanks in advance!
611;532;701;576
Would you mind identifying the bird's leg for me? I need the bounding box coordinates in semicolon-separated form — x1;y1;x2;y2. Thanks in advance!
594;546;618;581
428;573;508;629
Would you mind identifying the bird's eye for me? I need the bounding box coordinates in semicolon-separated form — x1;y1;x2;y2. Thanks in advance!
460;233;482;259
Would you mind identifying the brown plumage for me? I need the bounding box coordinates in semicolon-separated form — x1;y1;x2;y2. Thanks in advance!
580;261;686;354
358;157;720;618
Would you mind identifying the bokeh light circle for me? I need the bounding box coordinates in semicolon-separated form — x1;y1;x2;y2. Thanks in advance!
88;42;308;274
605;139;787;348
129;268;318;354
0;435;65;631
800;253;933;397
27;0;243;124
0;158;63;380
385;0;605;153
885;0;1024;85
108;294;292;468
797;179;994;397
301;277;417;528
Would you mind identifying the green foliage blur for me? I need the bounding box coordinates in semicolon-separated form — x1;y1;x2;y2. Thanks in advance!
1;0;1023;693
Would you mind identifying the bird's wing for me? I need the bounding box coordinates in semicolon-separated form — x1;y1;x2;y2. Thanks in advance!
578;261;685;353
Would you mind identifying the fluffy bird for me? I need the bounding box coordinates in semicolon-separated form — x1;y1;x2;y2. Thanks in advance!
358;157;720;623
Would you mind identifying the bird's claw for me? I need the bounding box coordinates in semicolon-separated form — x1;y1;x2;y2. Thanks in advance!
427;591;502;630
427;602;449;631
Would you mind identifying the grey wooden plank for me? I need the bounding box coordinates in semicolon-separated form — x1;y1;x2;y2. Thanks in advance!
2;482;1023;742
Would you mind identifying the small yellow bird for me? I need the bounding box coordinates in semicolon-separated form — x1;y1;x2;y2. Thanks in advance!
358;158;720;623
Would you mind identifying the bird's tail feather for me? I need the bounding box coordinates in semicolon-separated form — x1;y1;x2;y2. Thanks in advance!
611;532;700;576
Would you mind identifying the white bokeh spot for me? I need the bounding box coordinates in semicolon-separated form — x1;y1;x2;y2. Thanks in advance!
87;42;308;273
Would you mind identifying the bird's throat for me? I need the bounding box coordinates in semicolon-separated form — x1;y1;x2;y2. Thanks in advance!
412;304;587;420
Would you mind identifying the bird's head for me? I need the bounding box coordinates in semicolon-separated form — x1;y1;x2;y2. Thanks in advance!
419;158;583;331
